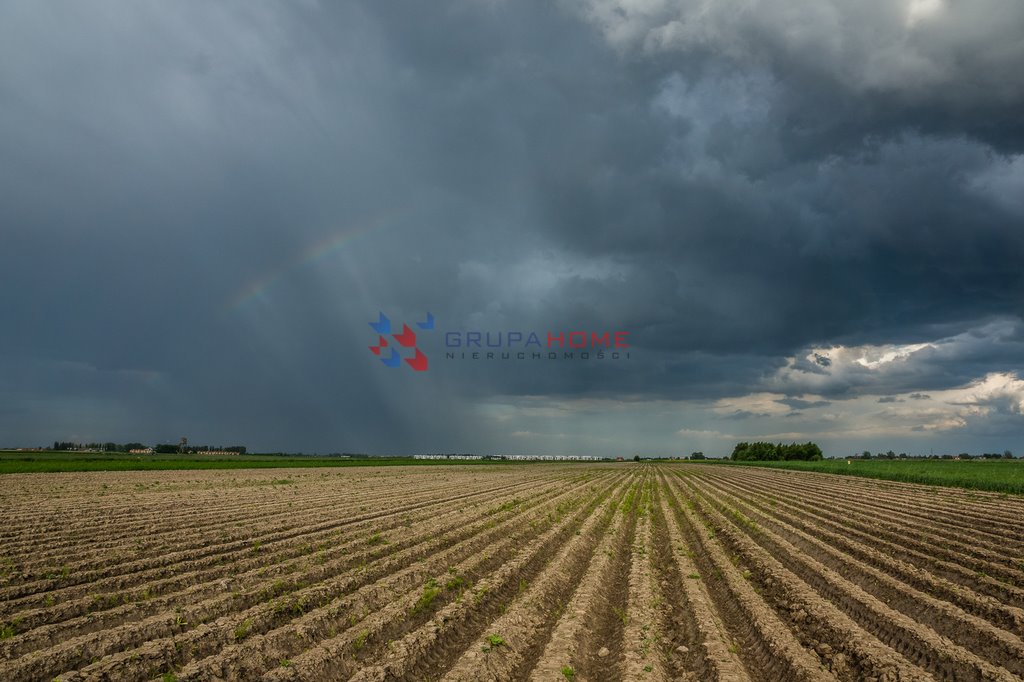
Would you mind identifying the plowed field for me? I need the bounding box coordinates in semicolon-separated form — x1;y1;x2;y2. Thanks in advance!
2;464;1022;681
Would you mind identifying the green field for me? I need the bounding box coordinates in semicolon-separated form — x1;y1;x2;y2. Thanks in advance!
692;458;1024;495
6;452;1022;495
0;451;520;474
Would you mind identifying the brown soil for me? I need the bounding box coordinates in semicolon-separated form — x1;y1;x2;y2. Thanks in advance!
1;464;1021;682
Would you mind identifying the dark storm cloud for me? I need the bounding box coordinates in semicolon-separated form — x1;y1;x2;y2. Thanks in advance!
1;0;1022;453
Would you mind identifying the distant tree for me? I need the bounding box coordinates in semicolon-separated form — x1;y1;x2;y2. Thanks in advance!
798;442;824;461
1005;450;1015;459
633;455;640;462
731;441;822;461
861;451;872;459
690;451;706;460
154;444;179;454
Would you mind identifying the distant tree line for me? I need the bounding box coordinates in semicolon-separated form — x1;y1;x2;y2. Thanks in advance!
731;441;823;461
856;450;1014;460
53;441;148;452
52;441;246;454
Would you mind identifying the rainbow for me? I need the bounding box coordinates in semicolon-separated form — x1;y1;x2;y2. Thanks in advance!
226;214;396;311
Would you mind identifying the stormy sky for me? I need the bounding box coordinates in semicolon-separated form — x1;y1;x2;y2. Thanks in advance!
2;0;1023;457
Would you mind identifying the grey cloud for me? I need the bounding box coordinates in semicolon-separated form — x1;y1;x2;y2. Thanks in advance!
1;0;1022;454
767;319;1024;401
573;0;1024;108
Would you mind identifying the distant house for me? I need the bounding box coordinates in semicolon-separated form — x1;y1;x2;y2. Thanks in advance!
129;448;154;454
504;454;601;462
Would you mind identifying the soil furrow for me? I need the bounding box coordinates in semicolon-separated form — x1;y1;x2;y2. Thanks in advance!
259;475;630;682
680;474;1010;682
693;472;1024;676
660;474;833;682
